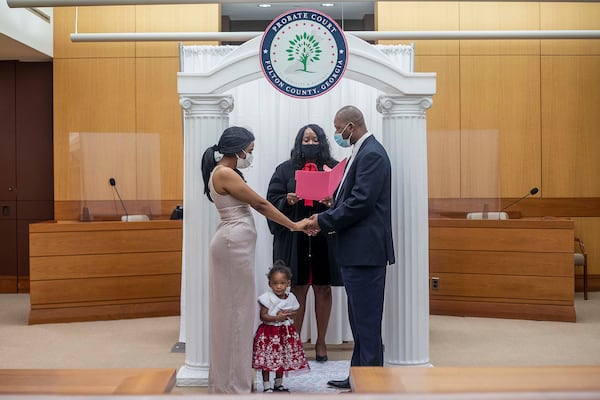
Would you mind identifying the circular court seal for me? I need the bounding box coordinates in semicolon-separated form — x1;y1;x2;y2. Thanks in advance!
260;9;348;99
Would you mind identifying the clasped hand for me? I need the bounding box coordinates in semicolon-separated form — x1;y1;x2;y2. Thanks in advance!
294;214;320;236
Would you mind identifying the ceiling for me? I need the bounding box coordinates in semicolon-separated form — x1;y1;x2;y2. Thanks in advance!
0;2;373;61
0;33;51;61
222;2;373;21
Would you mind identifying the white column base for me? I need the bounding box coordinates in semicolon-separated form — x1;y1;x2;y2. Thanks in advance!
385;361;433;367
176;365;209;387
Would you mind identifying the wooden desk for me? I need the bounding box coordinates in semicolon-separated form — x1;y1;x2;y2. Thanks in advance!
429;218;575;322
29;220;182;324
350;366;600;394
0;368;176;394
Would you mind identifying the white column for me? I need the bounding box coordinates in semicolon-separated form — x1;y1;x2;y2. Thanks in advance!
176;94;234;386
377;94;433;366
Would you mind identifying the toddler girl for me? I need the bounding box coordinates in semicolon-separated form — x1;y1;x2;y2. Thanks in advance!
252;262;309;392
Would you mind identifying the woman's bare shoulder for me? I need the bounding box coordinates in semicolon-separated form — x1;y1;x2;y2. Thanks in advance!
212;165;244;193
213;165;237;179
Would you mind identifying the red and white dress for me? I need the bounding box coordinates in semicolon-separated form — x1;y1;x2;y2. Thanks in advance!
252;290;310;374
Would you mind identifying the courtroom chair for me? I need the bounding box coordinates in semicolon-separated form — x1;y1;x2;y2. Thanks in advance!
575;237;588;300
466;211;509;220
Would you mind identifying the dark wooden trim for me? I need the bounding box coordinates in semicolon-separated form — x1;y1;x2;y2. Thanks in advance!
0;276;17;293
429;197;600;218
17;274;29;293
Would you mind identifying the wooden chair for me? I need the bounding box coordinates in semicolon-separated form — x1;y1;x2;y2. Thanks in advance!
575;237;588;300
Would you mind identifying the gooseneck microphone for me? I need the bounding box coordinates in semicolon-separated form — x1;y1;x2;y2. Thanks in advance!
109;177;129;222
501;187;539;213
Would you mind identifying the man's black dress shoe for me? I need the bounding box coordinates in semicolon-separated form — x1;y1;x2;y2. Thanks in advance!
316;354;328;362
327;377;351;389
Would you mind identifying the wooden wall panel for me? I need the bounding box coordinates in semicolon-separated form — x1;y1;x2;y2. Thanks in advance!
135;4;220;57
78;133;137;201
30;229;181;257
459;2;540;55
30;275;180;305
540;3;600;55
460;56;541;197
136;58;183;200
53;7;135;59
431;250;572;276
417;56;460;198
53;58;136;202
460;129;501;199
53;5;221;219
376;1;459;55
541;56;600;197
30;252;181;280
53;56;136;136
430;273;573;303
430;227;573;253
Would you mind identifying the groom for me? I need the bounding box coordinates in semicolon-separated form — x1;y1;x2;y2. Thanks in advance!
307;105;395;390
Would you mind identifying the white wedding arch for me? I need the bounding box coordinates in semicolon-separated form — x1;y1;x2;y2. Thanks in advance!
176;33;436;386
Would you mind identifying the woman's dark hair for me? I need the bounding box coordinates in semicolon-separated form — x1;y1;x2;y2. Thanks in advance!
290;124;336;169
201;126;255;202
268;260;293;281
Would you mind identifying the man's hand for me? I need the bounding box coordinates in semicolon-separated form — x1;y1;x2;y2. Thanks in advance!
319;196;333;208
305;214;321;236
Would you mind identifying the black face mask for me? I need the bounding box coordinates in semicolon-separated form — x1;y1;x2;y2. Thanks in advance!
301;144;320;160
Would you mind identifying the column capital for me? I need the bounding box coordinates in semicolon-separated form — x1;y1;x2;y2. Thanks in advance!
180;94;234;116
376;95;433;118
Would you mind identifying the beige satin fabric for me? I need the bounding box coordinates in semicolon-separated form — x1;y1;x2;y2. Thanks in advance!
208;171;257;393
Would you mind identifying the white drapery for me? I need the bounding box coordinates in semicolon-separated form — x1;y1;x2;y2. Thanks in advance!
179;42;414;345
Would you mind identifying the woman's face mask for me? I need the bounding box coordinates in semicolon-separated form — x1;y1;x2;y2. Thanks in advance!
236;149;253;169
334;122;352;148
301;144;320;160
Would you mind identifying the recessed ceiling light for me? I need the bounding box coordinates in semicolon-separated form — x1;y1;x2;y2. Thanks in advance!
321;3;335;7
258;3;272;8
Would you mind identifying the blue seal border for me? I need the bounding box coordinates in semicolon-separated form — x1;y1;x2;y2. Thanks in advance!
260;9;348;99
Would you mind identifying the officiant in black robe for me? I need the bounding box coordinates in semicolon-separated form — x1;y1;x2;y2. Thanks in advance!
266;123;342;363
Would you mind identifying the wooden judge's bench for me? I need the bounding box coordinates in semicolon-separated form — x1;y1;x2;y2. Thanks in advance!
28;220;182;324
429;217;575;322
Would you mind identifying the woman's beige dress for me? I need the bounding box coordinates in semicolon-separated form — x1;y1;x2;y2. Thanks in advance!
208;168;257;393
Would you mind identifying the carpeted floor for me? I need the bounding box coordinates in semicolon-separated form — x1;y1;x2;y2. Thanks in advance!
255;360;351;393
1;292;599;395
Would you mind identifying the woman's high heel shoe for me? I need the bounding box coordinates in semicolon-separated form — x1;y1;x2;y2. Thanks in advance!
315;343;328;362
315;354;328;362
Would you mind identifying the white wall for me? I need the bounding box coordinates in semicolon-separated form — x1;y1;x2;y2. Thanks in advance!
0;2;52;59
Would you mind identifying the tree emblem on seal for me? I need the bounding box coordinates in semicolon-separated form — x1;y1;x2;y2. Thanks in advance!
286;32;322;73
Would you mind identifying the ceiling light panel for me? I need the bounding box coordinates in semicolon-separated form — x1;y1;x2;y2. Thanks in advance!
222;1;373;21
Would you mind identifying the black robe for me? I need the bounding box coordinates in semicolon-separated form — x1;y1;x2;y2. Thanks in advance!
266;159;343;286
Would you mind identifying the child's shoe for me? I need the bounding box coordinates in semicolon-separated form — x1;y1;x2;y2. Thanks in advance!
273;384;289;392
263;388;274;393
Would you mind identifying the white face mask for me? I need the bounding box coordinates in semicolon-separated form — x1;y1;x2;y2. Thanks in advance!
236;149;253;169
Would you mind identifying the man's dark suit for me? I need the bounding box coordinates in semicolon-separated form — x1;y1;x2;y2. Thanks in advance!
317;134;395;367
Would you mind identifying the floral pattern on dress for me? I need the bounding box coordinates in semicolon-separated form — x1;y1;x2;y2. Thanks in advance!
252;323;310;374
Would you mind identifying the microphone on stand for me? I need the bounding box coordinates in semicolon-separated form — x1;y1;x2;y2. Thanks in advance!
499;187;539;218
109;177;129;222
